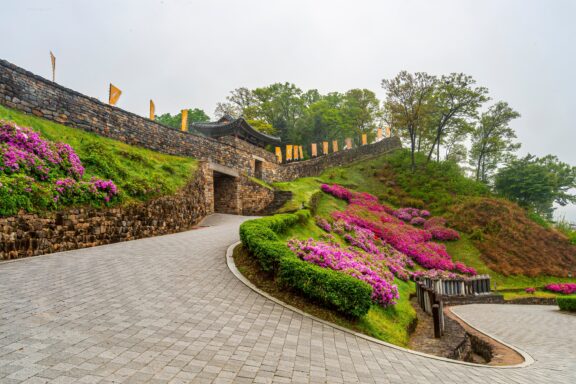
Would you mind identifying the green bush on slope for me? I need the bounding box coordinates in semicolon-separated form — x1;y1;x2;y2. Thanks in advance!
239;210;373;318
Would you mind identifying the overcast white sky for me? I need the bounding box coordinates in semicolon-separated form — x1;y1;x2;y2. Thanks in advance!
2;0;575;221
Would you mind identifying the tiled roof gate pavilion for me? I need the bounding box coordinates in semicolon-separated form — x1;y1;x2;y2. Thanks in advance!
191;115;281;148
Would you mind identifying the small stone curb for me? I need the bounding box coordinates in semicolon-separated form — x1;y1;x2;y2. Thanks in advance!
226;241;535;369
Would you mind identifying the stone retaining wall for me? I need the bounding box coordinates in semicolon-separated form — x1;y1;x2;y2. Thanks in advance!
277;136;402;180
0;169;208;261
0;59;278;182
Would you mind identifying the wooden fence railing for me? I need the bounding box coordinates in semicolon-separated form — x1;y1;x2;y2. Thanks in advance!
415;275;492;338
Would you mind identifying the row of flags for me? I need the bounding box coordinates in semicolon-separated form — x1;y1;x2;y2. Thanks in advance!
275;127;391;163
48;51;391;155
49;52;182;128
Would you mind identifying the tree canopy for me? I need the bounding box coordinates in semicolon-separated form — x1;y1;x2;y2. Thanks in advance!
495;154;576;218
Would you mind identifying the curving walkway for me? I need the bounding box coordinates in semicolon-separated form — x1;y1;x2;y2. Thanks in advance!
0;214;574;384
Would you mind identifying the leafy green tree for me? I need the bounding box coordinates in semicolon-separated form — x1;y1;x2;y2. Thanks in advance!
494;154;576;218
156;108;210;129
246;119;277;135
425;73;489;162
292;93;346;147
251;83;305;141
342;89;382;143
469;101;520;183
382;71;437;170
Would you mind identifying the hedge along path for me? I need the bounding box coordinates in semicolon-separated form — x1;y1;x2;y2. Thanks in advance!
239;210;373;318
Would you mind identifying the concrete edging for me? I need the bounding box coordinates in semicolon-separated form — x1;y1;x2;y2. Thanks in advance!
226;241;535;369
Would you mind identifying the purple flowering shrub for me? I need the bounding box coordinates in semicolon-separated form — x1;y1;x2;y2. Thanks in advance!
0;121;118;215
288;238;400;306
319;184;476;276
544;283;576;295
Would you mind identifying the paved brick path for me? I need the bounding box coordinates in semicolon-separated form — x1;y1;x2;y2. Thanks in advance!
1;214;575;383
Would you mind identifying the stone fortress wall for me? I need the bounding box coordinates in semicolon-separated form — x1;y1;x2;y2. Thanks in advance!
0;59;401;260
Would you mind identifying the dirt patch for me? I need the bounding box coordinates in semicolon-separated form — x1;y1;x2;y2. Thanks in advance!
448;198;576;276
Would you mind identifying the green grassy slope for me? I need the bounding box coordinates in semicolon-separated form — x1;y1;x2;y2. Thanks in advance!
273;150;576;295
0;105;197;212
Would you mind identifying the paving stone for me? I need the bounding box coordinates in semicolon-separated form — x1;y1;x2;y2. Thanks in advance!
0;214;575;383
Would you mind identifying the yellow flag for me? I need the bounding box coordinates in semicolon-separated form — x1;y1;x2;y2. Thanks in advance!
50;51;56;82
149;100;155;120
181;109;188;132
299;146;304;159
377;128;383;139
293;145;299;160
323;141;329;155
332;140;339;152
386;126;391;137
109;84;122;105
275;147;282;163
345;137;352;149
311;143;317;157
286;145;293;161
362;134;368;145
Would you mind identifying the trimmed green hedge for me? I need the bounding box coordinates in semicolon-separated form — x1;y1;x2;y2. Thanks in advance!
239;210;372;318
557;297;576;312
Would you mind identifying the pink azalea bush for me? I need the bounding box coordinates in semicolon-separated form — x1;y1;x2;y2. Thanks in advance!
320;184;475;275
544;283;576;295
0;121;118;215
288;238;400;306
525;287;536;294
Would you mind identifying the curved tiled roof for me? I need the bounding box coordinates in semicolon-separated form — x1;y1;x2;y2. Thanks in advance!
191;116;281;147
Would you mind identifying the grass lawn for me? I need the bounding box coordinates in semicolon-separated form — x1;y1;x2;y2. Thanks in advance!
0;105;198;207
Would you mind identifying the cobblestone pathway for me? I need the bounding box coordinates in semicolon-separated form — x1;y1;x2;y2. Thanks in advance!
1;214;574;383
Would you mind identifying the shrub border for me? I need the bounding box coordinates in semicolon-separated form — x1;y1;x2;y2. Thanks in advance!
557;297;576;312
239;210;372;318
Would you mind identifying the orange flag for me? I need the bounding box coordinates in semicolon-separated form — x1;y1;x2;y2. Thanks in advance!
377;128;383;139
323;141;329;155
299;146;304;159
181;109;188;132
332;140;339;152
293;145;299;160
361;134;368;145
149;100;155;120
109;84;122;105
286;145;293;161
386;126;391;137
311;143;317;157
275;147;282;163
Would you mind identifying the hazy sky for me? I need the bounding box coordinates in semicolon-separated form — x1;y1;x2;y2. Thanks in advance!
2;0;575;221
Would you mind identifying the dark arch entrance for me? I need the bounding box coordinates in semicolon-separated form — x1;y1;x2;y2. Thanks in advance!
212;170;241;214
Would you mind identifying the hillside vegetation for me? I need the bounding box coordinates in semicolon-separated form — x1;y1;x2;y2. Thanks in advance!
274;150;576;280
0;105;197;215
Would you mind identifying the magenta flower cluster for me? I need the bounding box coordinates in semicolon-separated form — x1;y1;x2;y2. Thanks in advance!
288;238;400;306
1;121;118;207
544;283;576;295
525;287;536;294
394;207;430;222
1;121;84;179
320;184;476;275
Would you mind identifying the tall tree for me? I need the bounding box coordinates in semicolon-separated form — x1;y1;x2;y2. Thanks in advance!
425;73;489;162
494;154;576;218
251;82;305;141
469;101;520;183
342;89;382;142
382;71;436;170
